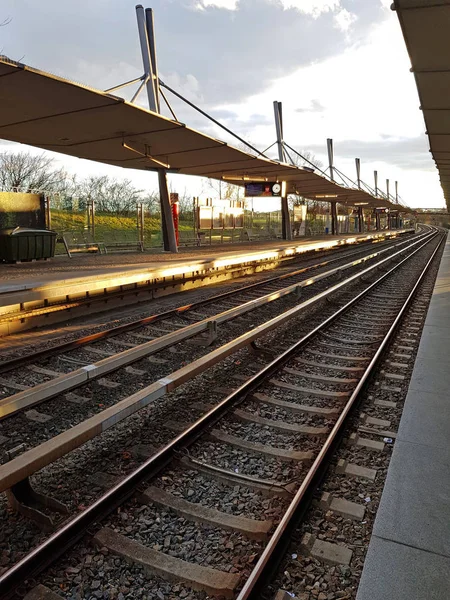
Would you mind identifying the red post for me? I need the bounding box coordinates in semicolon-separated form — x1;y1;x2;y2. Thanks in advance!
170;194;179;245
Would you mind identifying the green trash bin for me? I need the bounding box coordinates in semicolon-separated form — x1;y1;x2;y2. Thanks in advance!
0;227;57;262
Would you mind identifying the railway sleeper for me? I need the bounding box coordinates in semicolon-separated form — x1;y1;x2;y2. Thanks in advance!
93;526;240;599
177;455;296;498
140;485;273;540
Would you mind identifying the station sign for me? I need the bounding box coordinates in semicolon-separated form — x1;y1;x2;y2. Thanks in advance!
244;182;282;197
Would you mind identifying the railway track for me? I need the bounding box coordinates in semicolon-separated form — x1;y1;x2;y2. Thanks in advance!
0;230;429;471
0;226;444;599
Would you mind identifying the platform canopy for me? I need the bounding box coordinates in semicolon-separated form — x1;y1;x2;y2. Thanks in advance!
0;56;403;211
393;0;450;207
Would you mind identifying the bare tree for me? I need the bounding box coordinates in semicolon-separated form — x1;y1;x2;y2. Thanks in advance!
142;190;160;214
77;175;143;214
202;178;241;201
0;151;66;192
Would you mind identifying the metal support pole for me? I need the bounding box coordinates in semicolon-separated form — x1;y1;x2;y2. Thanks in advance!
358;206;364;233
145;8;160;113
355;158;361;189
136;5;158;112
158;170;177;252
273;103;290;240
327;138;334;182
44;195;51;230
280;182;291;240
136;5;177;251
374;170;378;198
395;181;398;204
281;196;291;240
273;101;285;163
327;139;338;235
86;201;95;238
386;179;390;203
331;201;337;235
137;203;145;248
376;212;381;231
91;201;95;239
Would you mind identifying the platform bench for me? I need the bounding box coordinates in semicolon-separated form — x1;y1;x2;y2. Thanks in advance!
62;231;105;258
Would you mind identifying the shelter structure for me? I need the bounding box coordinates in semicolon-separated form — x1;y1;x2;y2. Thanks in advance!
0;56;407;251
393;0;450;210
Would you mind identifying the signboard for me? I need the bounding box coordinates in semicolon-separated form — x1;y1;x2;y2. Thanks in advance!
244;182;281;197
195;198;244;229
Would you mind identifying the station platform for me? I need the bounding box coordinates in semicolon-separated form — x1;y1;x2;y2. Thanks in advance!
0;229;414;336
0;229;411;296
356;231;450;600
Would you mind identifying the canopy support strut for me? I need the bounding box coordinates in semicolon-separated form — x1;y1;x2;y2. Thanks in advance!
136;5;177;252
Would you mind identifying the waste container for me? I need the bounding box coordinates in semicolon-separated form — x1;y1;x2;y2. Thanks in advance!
0;227;57;262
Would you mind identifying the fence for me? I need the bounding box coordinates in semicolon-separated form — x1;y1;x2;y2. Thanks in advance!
30;194;390;254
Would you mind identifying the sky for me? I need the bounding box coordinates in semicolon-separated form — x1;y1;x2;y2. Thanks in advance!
0;0;446;209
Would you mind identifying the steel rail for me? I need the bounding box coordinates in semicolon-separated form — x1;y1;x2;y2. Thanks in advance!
0;229;439;599
0;230;433;421
236;230;446;599
0;232;416;374
0;232;437;494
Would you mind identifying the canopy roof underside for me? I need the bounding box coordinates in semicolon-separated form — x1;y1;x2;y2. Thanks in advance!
394;0;450;206
0;57;404;210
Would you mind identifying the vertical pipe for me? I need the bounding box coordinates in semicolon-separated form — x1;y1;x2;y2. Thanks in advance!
331;201;337;235
136;6;177;250
135;5;157;112
358;206;363;233
327;139;334;182
386;179;390;202
145;8;160;113
395;181;398;204
273;101;285;162
327;139;337;235
158;170;178;253
355;158;361;189
91;200;95;239
374;170;378;198
45;195;51;230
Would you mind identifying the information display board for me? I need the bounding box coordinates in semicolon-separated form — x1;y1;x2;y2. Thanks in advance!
244;182;281;197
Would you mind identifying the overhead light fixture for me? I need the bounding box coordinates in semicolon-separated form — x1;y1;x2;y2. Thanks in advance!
222;175;268;182
122;142;170;169
354;202;369;205
314;194;338;199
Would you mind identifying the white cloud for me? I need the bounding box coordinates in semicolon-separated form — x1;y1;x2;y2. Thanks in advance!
280;0;341;17
334;8;357;32
212;15;445;208
198;0;237;9
199;0;342;17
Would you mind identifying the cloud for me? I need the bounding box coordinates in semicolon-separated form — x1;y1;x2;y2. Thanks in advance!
0;0;388;107
296;99;326;113
199;0;343;16
334;8;357;32
306;134;434;171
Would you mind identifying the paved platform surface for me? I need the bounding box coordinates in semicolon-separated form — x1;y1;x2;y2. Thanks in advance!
0;230;409;295
356;231;450;600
